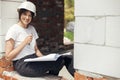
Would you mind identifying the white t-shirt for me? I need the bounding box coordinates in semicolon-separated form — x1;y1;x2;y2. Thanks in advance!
5;24;39;61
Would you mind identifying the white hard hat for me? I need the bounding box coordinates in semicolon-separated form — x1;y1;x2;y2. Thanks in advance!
17;1;36;16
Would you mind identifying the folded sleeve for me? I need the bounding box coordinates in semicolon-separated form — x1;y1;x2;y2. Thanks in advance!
5;27;17;41
32;27;39;40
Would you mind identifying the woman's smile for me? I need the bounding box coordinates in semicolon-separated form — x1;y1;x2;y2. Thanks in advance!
19;11;32;28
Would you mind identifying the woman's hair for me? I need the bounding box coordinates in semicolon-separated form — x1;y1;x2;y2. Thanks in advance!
18;9;34;20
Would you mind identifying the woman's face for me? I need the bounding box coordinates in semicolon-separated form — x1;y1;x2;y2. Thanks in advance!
20;11;32;27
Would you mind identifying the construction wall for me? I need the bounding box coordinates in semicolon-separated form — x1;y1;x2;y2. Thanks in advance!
0;0;2;52
74;0;120;78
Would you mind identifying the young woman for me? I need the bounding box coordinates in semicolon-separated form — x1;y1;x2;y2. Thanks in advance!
5;1;74;80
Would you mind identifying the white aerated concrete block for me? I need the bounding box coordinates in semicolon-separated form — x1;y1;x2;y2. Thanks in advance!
74;17;105;45
106;16;120;48
0;36;5;52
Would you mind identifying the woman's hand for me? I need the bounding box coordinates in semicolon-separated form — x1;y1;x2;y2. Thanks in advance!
24;34;33;45
35;44;43;57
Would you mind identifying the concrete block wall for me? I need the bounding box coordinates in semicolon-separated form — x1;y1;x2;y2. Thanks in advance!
0;0;25;53
0;0;2;52
74;0;120;78
74;0;120;16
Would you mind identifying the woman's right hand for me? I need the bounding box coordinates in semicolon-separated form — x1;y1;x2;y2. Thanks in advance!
24;34;33;45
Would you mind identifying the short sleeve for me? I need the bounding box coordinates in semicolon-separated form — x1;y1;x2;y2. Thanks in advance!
32;26;39;40
5;27;17;41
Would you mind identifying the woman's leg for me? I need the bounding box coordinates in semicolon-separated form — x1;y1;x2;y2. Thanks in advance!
62;55;75;77
13;54;64;77
45;56;65;75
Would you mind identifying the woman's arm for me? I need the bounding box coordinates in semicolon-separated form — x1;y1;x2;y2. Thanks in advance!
35;44;43;57
5;35;33;60
5;39;27;60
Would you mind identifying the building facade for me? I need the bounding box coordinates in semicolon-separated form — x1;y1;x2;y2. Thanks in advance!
74;0;120;79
